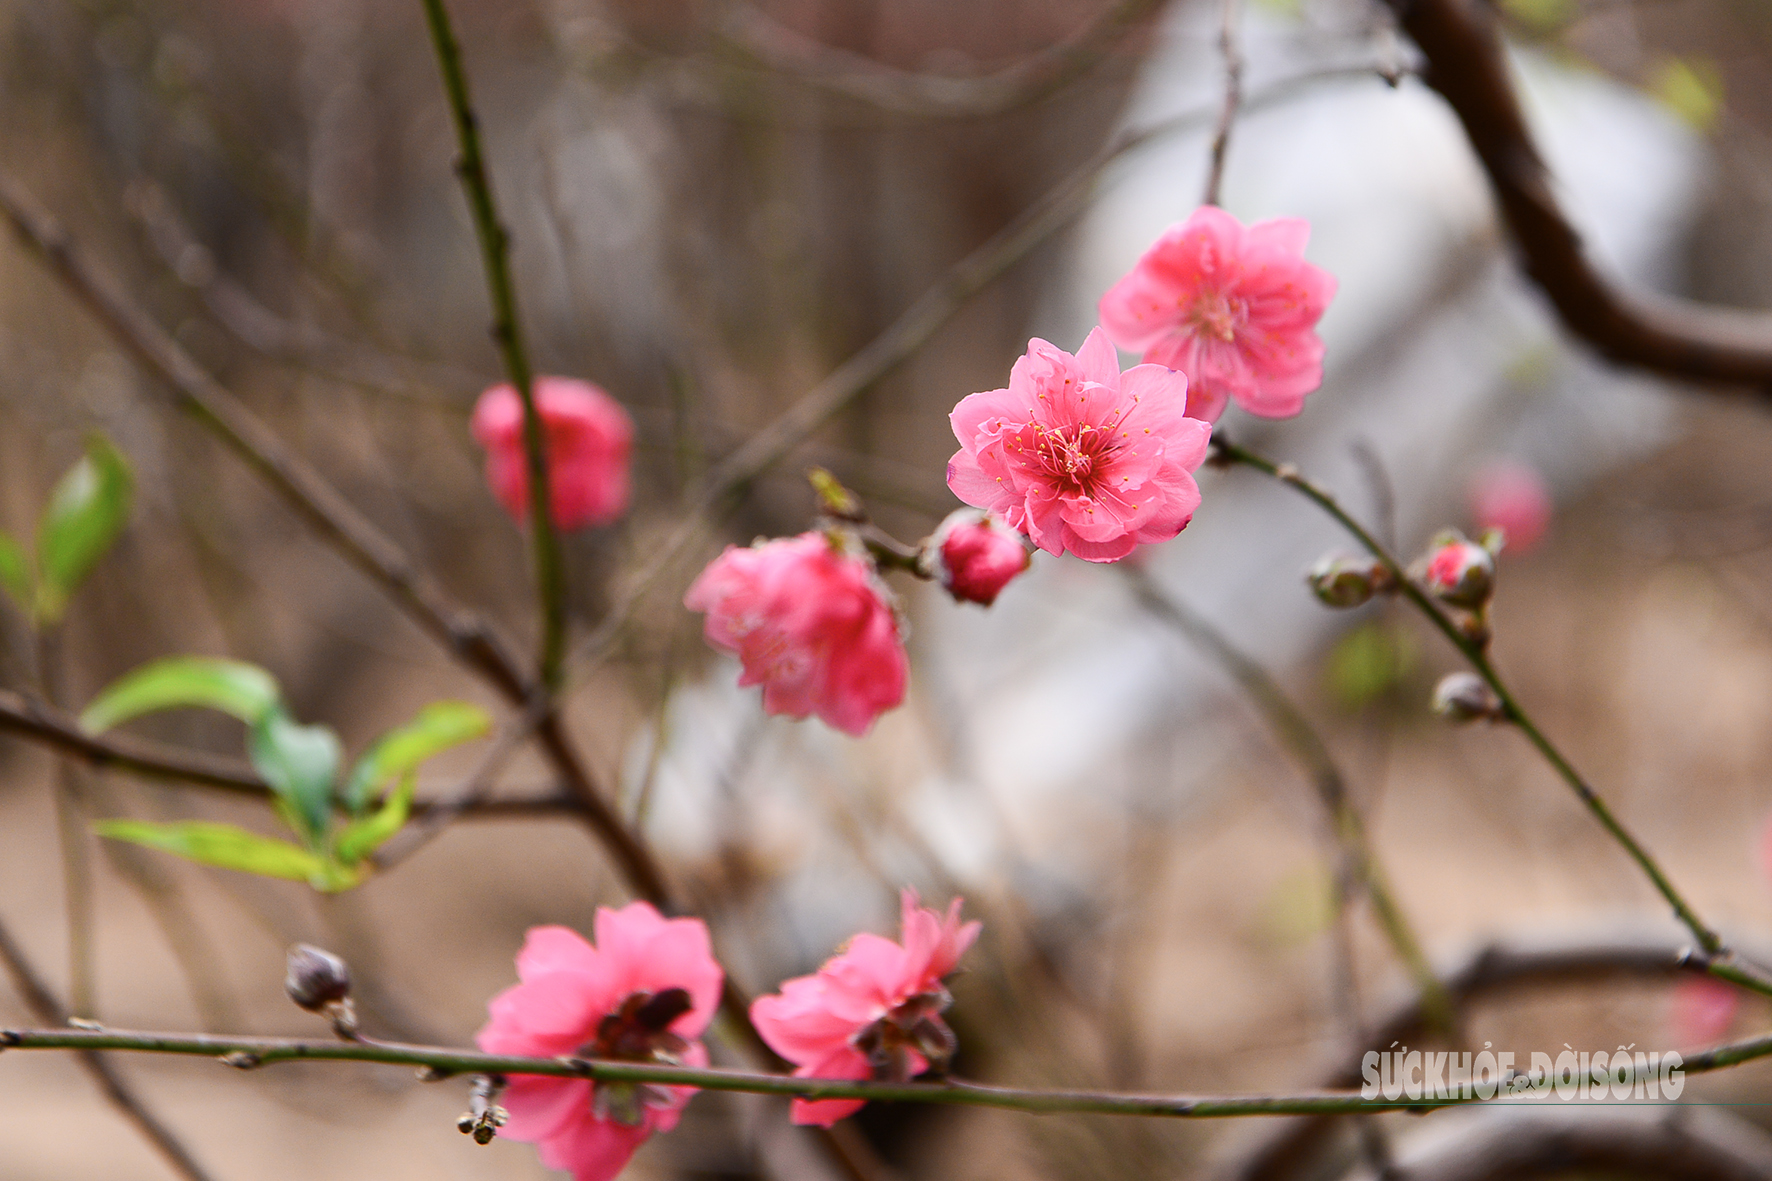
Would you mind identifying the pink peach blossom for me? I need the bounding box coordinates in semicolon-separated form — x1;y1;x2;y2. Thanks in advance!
946;328;1211;563
1097;206;1337;421
476;904;723;1181
927;509;1030;606
751;889;980;1126
471;377;634;530
1422;536;1495;609
1668;976;1740;1050
684;532;908;736
1468;461;1552;556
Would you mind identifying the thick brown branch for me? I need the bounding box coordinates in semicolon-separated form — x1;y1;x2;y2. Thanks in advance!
1384;0;1772;388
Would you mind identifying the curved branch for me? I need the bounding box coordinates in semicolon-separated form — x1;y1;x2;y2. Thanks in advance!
1383;0;1772;388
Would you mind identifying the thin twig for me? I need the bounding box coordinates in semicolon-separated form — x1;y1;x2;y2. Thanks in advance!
371;706;547;870
1213;435;1772;999
417;0;566;689
566;63;1400;681
3;1021;1750;1116
717;0;1165;120
1123;569;1451;1029
0;916;219;1181
1383;0;1772;388
1202;0;1244;207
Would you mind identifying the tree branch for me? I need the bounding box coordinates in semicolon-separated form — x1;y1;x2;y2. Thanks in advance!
1383;0;1772;388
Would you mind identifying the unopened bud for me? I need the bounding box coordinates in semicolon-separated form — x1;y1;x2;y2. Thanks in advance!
1420;533;1495;609
285;944;351;1011
1306;554;1394;608
1432;672;1504;722
920;509;1030;607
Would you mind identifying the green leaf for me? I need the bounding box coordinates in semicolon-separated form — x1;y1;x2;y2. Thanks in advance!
0;530;30;616
342;700;491;812
93;819;325;883
249;709;342;844
35;435;133;624
81;656;282;733
333;772;417;865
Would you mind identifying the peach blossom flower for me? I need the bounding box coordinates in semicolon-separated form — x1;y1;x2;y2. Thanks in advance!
946;328;1211;562
751;889;980;1126
684;532;908;736
926;509;1030;606
1097;206;1337;422
471;377;634;530
476;904;723;1181
1668;976;1740;1050
1468;461;1552;555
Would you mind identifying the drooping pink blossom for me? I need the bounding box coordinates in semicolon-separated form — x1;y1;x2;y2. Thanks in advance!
684;532;908;736
1097;206;1337;422
946;328;1211;563
1668;976;1740;1050
927;509;1030;606
1468;461;1552;556
476;904;724;1181
751;889;980;1127
471;377;634;530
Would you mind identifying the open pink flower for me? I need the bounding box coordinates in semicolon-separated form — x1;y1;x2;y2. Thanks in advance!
684;532;907;736
946;328;1211;563
751;889;980;1127
471;377;634;530
1097;206;1337;422
927;509;1030;606
476;904;723;1181
1468;461;1551;556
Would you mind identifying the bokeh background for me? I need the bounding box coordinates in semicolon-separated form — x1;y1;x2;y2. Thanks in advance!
5;0;1772;1178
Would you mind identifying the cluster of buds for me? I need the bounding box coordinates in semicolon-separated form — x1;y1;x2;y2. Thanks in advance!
284;944;358;1039
1306;553;1395;608
457;1074;509;1146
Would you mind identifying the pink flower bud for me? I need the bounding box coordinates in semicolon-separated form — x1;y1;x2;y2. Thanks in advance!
1306;553;1393;608
1468;461;1551;556
924;510;1030;606
750;889;980;1127
476;904;724;1181
684;532;908;736
1098;207;1338;422
470;377;634;531
1422;535;1495;609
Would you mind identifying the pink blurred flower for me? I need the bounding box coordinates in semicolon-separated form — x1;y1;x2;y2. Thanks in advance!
1668;976;1740;1050
476;904;724;1181
1468;461;1552;556
471;377;634;530
751;889;980;1127
684;532;908;736
1097;206;1337;422
946;328;1211;563
927;509;1030;606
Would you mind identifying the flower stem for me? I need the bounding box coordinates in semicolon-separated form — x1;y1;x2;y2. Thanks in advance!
417;0;566;689
6;1023;1758;1116
1212;436;1772;997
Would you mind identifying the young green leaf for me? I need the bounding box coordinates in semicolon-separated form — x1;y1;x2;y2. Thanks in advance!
35;435;133;624
249;709;343;844
333;772;418;865
342;700;491;811
93;819;325;883
0;531;31;616
81;656;282;733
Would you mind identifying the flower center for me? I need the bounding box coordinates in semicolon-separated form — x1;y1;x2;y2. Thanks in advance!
577;988;693;1126
850;989;958;1083
1029;423;1106;492
1187;289;1244;343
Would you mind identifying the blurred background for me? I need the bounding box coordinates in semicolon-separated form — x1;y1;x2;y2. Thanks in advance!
6;0;1772;1178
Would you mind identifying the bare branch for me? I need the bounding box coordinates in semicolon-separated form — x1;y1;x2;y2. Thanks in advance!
1201;0;1244;207
1383;0;1772;388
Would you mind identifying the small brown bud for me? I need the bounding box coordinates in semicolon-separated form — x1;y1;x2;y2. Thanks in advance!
1307;554;1394;608
285;944;351;1012
1432;672;1504;722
